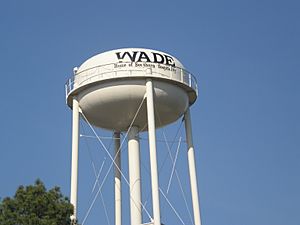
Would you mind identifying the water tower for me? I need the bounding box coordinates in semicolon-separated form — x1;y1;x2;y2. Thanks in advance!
65;48;201;225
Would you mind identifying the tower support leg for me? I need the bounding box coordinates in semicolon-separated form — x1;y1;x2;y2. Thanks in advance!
70;97;80;224
128;126;142;225
114;131;122;225
184;108;202;225
146;79;161;225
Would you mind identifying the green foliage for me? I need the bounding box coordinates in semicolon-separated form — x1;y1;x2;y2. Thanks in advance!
0;179;73;225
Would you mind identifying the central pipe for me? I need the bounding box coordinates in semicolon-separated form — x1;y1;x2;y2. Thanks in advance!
128;126;142;225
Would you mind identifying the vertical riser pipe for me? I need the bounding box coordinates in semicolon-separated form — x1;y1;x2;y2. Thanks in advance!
128;126;142;225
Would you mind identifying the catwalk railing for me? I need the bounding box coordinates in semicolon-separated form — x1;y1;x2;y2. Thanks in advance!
65;62;198;98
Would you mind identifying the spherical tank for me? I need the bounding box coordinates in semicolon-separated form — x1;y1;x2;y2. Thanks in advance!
65;48;198;131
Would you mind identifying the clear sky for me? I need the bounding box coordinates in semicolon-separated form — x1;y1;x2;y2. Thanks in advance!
0;0;299;225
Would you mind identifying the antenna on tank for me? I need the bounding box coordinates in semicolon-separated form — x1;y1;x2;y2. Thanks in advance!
65;48;202;225
73;67;78;75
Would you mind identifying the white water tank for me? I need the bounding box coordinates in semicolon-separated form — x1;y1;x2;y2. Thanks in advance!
65;48;197;131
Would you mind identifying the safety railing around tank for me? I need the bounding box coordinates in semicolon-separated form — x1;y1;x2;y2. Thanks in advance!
65;62;198;98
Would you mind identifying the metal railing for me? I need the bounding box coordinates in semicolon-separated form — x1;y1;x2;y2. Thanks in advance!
65;62;198;98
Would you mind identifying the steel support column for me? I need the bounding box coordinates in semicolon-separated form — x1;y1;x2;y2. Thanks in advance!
114;131;122;225
146;79;161;225
70;97;80;224
184;108;202;225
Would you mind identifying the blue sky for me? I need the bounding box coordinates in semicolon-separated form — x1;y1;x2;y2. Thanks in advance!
0;0;299;225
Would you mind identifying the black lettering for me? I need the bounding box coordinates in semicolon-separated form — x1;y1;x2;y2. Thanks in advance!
116;51;138;62
116;51;175;66
152;52;165;64
137;51;151;62
164;55;175;67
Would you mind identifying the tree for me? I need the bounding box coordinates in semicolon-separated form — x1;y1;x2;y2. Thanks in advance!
0;179;74;225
